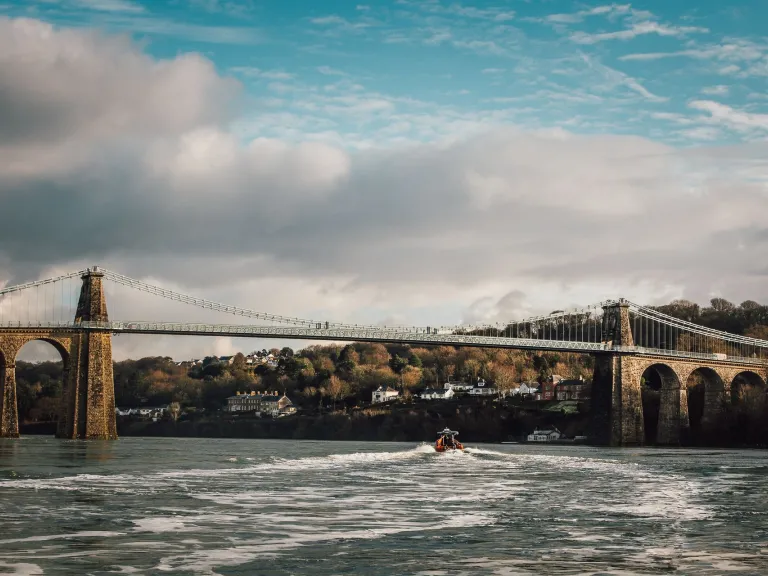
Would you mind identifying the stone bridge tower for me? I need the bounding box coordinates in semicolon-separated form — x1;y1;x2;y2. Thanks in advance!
59;267;117;439
590;299;644;446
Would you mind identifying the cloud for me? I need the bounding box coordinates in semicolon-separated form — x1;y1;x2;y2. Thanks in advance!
571;21;707;44
620;39;766;64
317;65;347;76
309;15;371;34
72;0;145;12
545;4;632;24
701;85;730;96
689;100;768;132
3;17;768;359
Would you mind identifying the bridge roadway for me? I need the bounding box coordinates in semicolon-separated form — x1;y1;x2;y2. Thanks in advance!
1;321;764;368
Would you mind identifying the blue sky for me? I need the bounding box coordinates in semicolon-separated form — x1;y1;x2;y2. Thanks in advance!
5;0;767;148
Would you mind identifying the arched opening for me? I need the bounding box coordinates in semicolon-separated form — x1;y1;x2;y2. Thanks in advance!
685;368;724;439
731;371;766;404
15;339;69;434
641;363;683;445
726;371;768;445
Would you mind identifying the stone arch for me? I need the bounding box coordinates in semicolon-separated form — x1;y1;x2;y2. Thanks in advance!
684;367;724;433
14;338;72;431
11;335;72;366
0;332;76;438
731;370;766;403
640;363;687;445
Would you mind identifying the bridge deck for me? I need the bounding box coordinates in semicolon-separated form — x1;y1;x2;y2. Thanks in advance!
1;321;764;367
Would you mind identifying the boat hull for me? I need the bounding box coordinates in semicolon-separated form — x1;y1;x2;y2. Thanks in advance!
434;443;464;453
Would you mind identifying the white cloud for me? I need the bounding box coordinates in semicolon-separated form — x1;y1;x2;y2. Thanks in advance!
689;100;768;132
4;17;768;360
72;0;144;12
572;21;707;44
317;65;347;76
620;39;766;64
701;85;730;96
545;4;632;24
230;67;293;80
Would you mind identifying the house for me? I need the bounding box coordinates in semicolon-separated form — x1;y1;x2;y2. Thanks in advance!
469;378;497;396
556;376;589;400
227;391;262;413
527;427;562;442
372;386;400;404
518;383;539;397
420;387;455;400
226;391;296;417
538;379;558;401
444;380;473;393
218;356;235;365
261;393;295;417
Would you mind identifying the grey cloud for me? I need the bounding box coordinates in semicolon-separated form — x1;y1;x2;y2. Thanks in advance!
2;16;768;323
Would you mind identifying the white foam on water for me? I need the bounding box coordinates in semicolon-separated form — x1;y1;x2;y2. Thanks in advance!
153;509;495;574
0;532;124;545
0;563;44;576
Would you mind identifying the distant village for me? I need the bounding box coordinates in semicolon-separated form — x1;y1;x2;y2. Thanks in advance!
114;349;591;443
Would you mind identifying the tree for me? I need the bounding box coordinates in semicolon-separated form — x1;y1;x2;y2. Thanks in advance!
327;375;347;411
710;298;735;313
280;347;294;358
463;359;481;382
232;353;246;370
169;402;181;422
409;353;422;368
401;366;422;390
492;365;517;399
389;355;408;374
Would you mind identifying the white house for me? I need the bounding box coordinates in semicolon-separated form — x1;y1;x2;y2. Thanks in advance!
444;380;473;393
469;378;497;396
527;427;562;442
420;387;455;400
518;383;539;397
372;386;400;404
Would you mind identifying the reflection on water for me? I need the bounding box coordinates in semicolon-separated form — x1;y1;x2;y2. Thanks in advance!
1;438;767;575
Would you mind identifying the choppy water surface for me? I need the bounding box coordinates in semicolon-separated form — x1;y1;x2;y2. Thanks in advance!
1;439;767;575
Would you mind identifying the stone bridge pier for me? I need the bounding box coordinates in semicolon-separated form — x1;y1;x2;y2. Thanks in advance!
590;301;767;446
0;268;117;439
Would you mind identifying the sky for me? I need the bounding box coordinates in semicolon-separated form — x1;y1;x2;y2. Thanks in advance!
1;0;767;360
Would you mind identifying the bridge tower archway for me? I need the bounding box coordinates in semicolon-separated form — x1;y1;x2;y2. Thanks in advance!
731;371;766;404
640;363;687;445
0;335;75;438
14;339;72;435
685;367;724;438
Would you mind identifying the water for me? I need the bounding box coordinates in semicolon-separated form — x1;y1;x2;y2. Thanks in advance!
1;439;767;575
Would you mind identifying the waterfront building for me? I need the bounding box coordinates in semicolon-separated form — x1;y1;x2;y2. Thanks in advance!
527;427;562;442
226;391;295;416
372;386;400;404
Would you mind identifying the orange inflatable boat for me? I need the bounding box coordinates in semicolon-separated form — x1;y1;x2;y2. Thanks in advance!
435;428;464;452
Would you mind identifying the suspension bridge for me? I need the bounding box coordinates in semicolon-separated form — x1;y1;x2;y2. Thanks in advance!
0;267;766;446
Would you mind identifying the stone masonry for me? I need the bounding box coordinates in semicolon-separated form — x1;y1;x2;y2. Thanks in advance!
0;268;117;439
591;301;767;446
